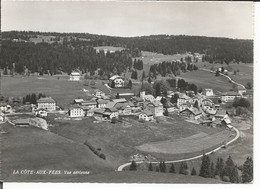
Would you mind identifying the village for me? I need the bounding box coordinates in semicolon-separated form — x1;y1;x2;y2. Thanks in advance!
0;69;248;131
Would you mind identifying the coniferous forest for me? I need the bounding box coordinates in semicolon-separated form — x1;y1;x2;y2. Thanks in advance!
0;31;253;76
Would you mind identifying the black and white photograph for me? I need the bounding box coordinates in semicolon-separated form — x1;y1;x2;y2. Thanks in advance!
0;0;255;185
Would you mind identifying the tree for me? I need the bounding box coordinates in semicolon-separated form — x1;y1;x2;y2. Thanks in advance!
199;154;211;178
170;93;179;104
116;93;120;99
198;87;203;93
179;162;188;175
223;156;235;181
242;157;253;183
169;163;176;173
193;100;199;109
210;162;215;178
129;160;137;171
215;69;220;76
148;76;152;83
233;98;250;109
111;117;117;124
191;168;197;176
155;83;161;97
128;80;132;89
164;108;169;116
148;162;153;171
110;80;115;88
215;157;225;178
245;82;252;89
230;166;240;183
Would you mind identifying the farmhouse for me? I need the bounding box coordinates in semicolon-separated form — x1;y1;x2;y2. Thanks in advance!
139;110;154;121
236;86;247;96
215;110;228;119
146;101;163;117
109;75;124;88
0;111;5;122
221;118;232;128
97;99;110;108
221;92;241;103
70;71;81;81
80;101;97;109
140;91;155;102
177;93;191;108
103;107;119;119
0;102;12;113
204;89;214;96
37;97;56;112
94;89;105;98
69;106;85;118
34;108;48;117
179;108;202;120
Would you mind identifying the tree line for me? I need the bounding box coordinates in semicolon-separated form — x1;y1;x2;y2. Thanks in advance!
129;155;253;183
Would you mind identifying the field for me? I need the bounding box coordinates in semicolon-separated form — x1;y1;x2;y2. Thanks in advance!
0;122;114;181
196;61;253;86
179;70;234;93
93;46;125;52
0;75;110;108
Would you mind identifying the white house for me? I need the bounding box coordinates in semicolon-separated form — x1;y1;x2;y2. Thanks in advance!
236;86;247;96
204;89;214;96
109;75;124;88
140;91;155;102
139;110;154;121
34;108;48;117
0;111;5;122
0;102;12;113
146;101;164;117
97;99;110;109
70;71;81;81
177;93;191;108
37;97;56;112
69;106;85;118
221;92;241;103
94;89;105;98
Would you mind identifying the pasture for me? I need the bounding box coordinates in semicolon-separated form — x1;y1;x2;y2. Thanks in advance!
0;75;110;108
179;70;234;92
93;46;125;52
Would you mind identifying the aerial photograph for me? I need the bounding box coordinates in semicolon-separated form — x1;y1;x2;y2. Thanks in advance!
0;0;254;184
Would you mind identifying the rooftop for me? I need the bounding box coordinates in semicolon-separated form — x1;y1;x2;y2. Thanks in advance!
140;110;153;116
37;97;55;103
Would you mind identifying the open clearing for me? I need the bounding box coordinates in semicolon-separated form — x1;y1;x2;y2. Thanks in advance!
180;70;233;92
93;46;125;52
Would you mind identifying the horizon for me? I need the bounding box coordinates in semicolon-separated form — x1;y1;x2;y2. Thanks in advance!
1;1;254;40
2;30;253;41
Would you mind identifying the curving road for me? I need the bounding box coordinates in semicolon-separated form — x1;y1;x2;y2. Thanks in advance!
117;127;240;171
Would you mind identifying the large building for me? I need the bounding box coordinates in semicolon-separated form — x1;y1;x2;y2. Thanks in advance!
70;71;81;81
37;97;56;112
69;106;85;118
221;92;241;103
109;75;124;88
146;101;164;117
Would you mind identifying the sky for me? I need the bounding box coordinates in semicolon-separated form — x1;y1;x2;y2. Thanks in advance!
1;0;254;39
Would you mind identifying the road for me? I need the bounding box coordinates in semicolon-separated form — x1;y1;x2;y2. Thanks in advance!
117;126;240;171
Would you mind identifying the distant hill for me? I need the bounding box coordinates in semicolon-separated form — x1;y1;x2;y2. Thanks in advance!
1;31;253;76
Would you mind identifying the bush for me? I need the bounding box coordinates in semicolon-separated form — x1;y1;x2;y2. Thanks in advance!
99;153;106;160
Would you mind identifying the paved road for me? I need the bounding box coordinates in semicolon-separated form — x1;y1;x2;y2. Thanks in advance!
117;126;240;171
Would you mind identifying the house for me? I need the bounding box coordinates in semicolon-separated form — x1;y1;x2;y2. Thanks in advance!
93;109;106;120
70;71;81;81
179;108;202;120
131;96;144;107
139;110;154;121
96;99;110;108
86;108;97;117
37;97;56;112
74;99;84;104
80;101;97;109
69;106;85;118
94;89;105;98
204;89;214;96
236;86;246;96
215;110;228;119
177;93;191;108
146;101;163;117
0;111;5;122
0;102;12;113
34;108;48;117
109;75;124;88
221;118;232;129
140;91;155;102
221;92;241;103
103;107;119;119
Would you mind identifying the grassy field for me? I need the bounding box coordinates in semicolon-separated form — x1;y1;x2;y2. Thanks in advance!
1;122;114;181
180;70;233;92
196;61;253;86
93;46;125;52
0;75;110;108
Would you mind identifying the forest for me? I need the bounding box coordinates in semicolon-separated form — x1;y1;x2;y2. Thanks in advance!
1;31;253;76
